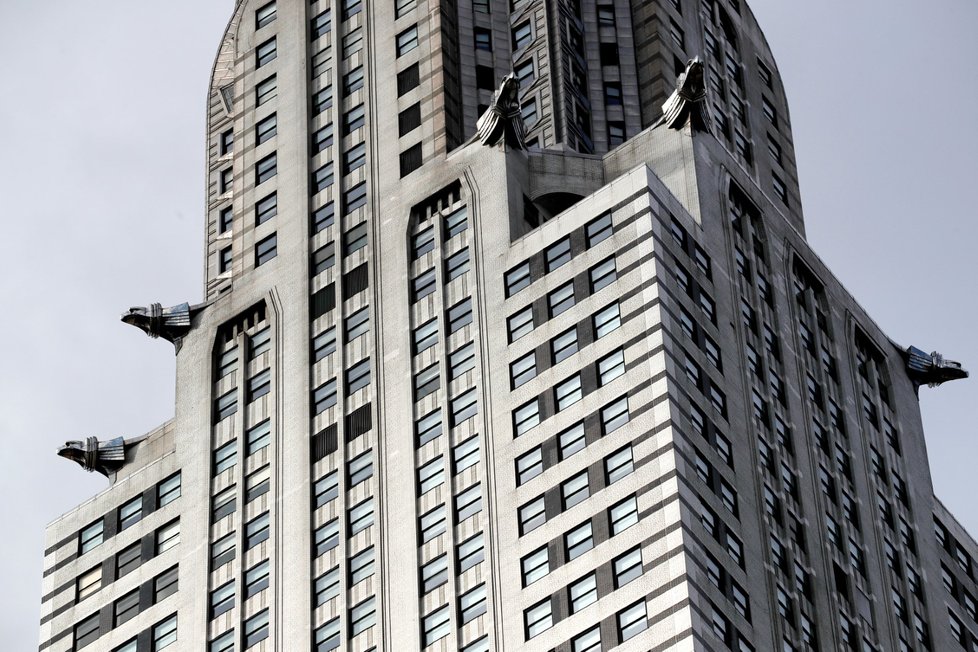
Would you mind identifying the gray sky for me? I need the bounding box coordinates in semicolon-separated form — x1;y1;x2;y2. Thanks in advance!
1;1;975;649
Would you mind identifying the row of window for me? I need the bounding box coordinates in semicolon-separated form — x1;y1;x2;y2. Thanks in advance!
78;473;181;556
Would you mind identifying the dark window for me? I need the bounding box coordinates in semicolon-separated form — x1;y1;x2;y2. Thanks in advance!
255;233;277;266
343;142;367;174
256;37;277;67
476;65;495;90
313;86;333;115
256;2;276;29
312;10;332;38
255;192;277;225
344;66;364;94
512;21;532;49
400;143;423;177
474;27;492;51
399;103;422;136
255;152;277;184
344;182;368;213
219;129;234;155
219;246;232;274
256;113;277;144
256;75;277;106
397;63;420;96
599;42;619;66
397;25;419;56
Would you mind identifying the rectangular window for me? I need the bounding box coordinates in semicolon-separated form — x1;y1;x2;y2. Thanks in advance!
513;399;541;436
219;206;233;233
618;601;648;641
512;21;533;49
525;599;553;639
613;547;643;587
445;247;469;280
559;421;586;459
343;307;369;343
255;233;277;266
505;262;531;296
548;282;575;317
347;450;373;486
152;614;178;650
413;363;440;400
610;495;638;534
598;348;626;384
510;351;536;388
344;104;365;134
256;37;277;67
312;85;334;116
586;213;613;247
342;27;363;57
475;27;492;51
343;141;367;174
520;99;538;126
420;505;446;543
555;374;583;410
448;342;475;380
569;573;598;613
210;533;236;570
245;512;270;549
118;496;142;531
218;246;232;274
312;161;334;193
211;486;236;524
245;465;270;503
453;436;480;472
418;456;444;495
551;327;578;363
311;242;335;277
601;396;629;434
397;62;420;95
116;542;141;577
343;221;367;255
457;532;484;572
573;627;602;652
516;447;543;485
210;581;235;618
156;520;180;554
444;206;468;238
507;306;533;342
348;498;374;534
519;496;546;534
77;566;102;602
79;520;104;555
421;554;448;593
254;192;277;226
606;445;634;484
256;74;277;106
416;409;442;446
398;102;422;136
314;519;339;556
562;471;590;509
312;379;337;414
545;237;571;272
153;566;178;603
74;614;100;649
515;59;535;86
344;66;364;94
450;388;478;426
345;357;371;394
256;2;276;29
589;256;617;292
256;113;276;145
455;483;482;523
312;9;331;38
314;617;340;652
413;227;435;259
423;605;451;645
521;546;549;586
396;25;419;56
314;470;339;509
244;610;269;648
412;268;436;302
315;567;339;606
460;583;487;624
247;369;271;403
349;546;374;585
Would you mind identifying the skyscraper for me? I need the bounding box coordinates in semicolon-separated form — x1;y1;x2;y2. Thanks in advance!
38;1;976;651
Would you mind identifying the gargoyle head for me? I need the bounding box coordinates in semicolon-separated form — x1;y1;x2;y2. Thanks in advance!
677;57;707;102
121;304;161;338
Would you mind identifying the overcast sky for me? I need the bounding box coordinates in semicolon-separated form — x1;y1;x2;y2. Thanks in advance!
1;1;975;649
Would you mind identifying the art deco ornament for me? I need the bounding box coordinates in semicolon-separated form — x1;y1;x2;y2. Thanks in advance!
654;57;713;134
476;74;527;150
58;437;128;477
903;346;969;392
122;302;203;351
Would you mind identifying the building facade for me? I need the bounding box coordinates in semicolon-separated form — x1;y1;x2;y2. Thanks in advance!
38;1;975;651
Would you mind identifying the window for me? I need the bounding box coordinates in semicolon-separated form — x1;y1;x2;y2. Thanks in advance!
601;396;630;434
573;627;602;652
450;388;478;426
315;567;340;606
453;436;480;472
773;174;788;204
218;246;233;274
589;257;617;292
512;21;532;49
152;614;178;650
349;498;374;534
544;329;580;367
520;99;538;126
313;470;339;509
605;445;634;483
343;221;368;255
474;27;492;51
762;96;778;125
312;379;337;414
247;370;271;404
548;282;575;316
315;519;339;556
396;25;419;56
220;129;234;154
422;554;448;593
250;327;270;358
604;82;623;105
255;233;277;267
342;27;363;57
617;601;648;641
455;484;482;522
219;167;233;194
244;559;268;600
345;358;371;394
513;399;541;436
312;9;331;38
74;612;100;649
347;450;373;486
400;142;424;177
598;348;626;384
414;363;440;400
75;566;102;603
449;342;475;380
445;248;469;280
562;471;590;509
349;546;374;585
444;206;468;238
460;583;487;624
507;306;533;342
344;104;365;134
114;641;139;652
344;142;367;174
422;605;451;645
510;352;536;388
210;581;235;618
525;599;553;639
244;610;269;648
505;262;531;296
516;447;543;484
398;104;424;140
586;213;613;247
256;37;277;67
521;547;550;587
314;618;340;652
555;374;583;410
416;409;442;447
213;439;237;474
344;307;369;343
118;496;142;531
412;268;436;302
212;485;236;522
219;206;233;233
79;520;103;555
245;512;270;549
311;243;335;277
610;495;638;534
344;66;364;94
420;506;447;543
256;2;276;28
156;520;180;553
313;161;334;193
457;532;484;572
397;63;420;96
546;238;572;272
252;194;278;228
560;421;586;459
519;496;546;534
256;74;277;106
256;113;277;145
570;573;598;613
246;465;270;503
210;533;236;569
614;547;643;587
608;121;625;146
116;542;141;577
153;566;178;603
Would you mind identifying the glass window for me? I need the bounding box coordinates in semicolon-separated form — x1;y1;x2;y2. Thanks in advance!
605;445;634;483
447;298;472;333
312;9;331;38
256;2;276;28
76;566;102;602
525;599;553;639
342;27;363;57
422;554;448;593
119;496;143;531
569;573;597;613
555;374;583;410
152;614;178;651
243;610;269;648
551;327;578;363
347;450;373;486
589;256;617;292
349;546;374;585
256;113;276;145
256;74;277;106
562;471;590;509
314;617;340;652
445;247;470;280
512;21;533;49
460;583;487;624
256;37;277;67
450;388;478;426
255;233;277;266
413;319;438;354
422;605;451;645
457;532;484;572
245;560;269;598
601;396;629;434
156;520;180;553
314;469;339;508
413;227;435;259
116;541;141;577
444;206;468;238
348;499;374;535
79;520;104;555
559;422;586;459
396;25;419;56
345;358;371;394
586;213;613;247
350;596;377;636
548;282;575;317
315;567;340;606
521;546;549;585
245;512;270;549
448;342;475;380
474;27;492;51
74;613;100;649
455;483;482;523
598;348;626;384
314;519;339;556
312;379;337;414
613;547;643;587
507;306;534;342
211;533;236;569
506;262;531;296
246;465;270;503
453;436;480;472
516;447;543;485
572;627;602;652
519;496;546;535
610;495;638;534
545;238;571;272
416;409;442;447
211;485;236;523
510;351;536;388
413;363;440;401
513;399;541;436
247;370;271;402
344;104;365;134
617;601;648;641
210;581;235;618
